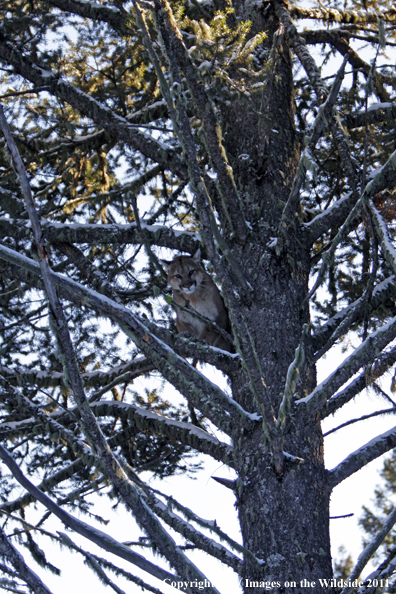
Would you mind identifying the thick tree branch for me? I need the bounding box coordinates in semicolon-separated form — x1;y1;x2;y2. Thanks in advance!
303;191;358;245
298;315;396;415
328;426;396;488
320;343;396;420
345;101;396;129
47;0;128;31
84;401;234;466
0;217;201;253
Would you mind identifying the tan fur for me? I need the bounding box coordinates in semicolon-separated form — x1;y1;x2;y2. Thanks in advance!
161;250;233;351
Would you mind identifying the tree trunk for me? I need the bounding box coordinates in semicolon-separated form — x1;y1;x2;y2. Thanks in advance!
219;4;333;590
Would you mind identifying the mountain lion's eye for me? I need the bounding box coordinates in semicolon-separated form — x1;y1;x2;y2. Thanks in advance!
188;270;194;277
175;274;182;279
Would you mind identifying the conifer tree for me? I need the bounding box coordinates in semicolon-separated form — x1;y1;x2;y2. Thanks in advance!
0;0;396;593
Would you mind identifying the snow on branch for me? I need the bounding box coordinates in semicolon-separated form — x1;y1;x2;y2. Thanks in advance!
312;276;396;356
297;315;396;414
303;192;358;245
0;217;201;253
56;532;167;594
355;547;396;594
87;401;234;466
346;101;396;129
328;425;396;488
320;343;396;420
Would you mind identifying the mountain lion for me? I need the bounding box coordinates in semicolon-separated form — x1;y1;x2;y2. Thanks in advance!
161;249;233;352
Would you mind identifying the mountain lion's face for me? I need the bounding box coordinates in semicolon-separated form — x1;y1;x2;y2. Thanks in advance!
164;256;205;296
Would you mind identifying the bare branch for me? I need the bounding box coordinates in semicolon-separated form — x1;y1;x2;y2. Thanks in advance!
323;407;396;437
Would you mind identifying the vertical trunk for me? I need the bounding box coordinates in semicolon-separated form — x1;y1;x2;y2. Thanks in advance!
215;4;332;590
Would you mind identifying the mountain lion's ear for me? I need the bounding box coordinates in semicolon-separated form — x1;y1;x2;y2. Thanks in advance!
160;259;172;272
192;248;201;262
